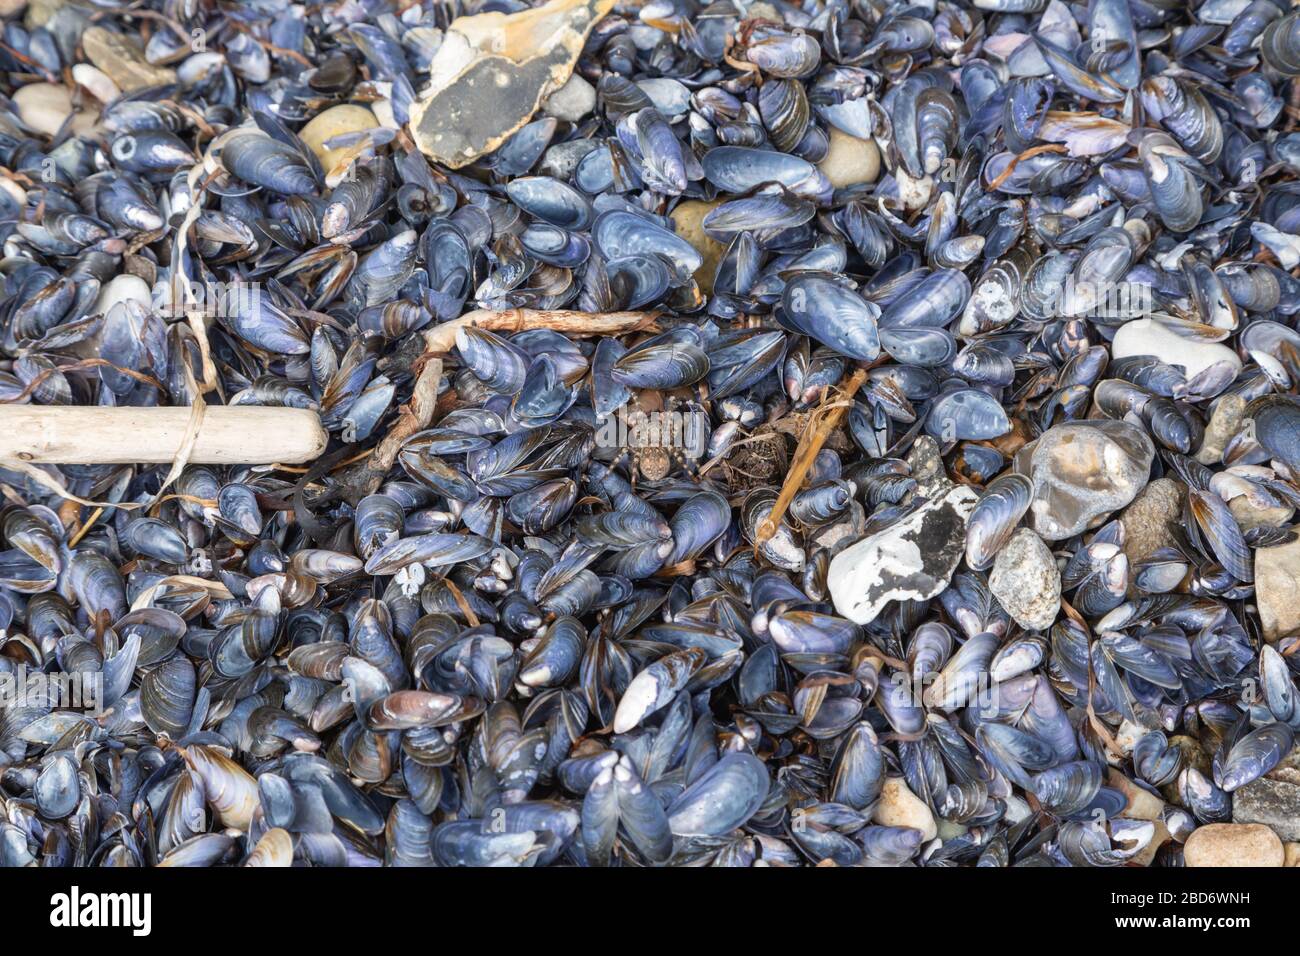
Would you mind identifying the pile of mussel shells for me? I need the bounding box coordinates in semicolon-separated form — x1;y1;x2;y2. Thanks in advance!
4;0;1300;868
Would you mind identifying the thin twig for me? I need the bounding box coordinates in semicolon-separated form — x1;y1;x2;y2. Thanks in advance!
423;307;659;355
986;143;1069;191
754;366;869;550
68;506;104;549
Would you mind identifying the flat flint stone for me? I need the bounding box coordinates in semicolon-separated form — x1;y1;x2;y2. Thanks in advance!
1013;419;1154;542
828;484;977;625
408;0;613;169
81;26;176;92
1112;317;1242;380
1233;777;1300;841
542;72;596;122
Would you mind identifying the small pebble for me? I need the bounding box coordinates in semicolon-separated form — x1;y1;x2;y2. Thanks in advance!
873;777;937;841
1254;531;1300;642
1229;494;1294;531
1112;317;1242;379
93;274;153;316
1119;478;1183;569
1129;820;1171;867
543;73;596;122
817;126;881;189
989;527;1060;631
670;199;726;294
299;104;380;168
1195;394;1246;465
1108;769;1165;821
12;82;71;137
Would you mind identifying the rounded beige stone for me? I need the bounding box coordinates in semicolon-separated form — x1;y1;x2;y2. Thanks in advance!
13;82;72;138
872;776;937;841
669;199;726;294
817;126;880;189
95;274;154;317
1183;823;1283;867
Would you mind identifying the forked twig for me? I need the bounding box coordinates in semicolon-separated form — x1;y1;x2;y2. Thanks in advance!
754;365;870;550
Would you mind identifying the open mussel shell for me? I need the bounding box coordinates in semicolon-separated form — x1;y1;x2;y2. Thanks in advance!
1217;722;1294;792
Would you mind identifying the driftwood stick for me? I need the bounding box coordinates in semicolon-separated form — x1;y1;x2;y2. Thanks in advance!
424;308;660;354
362;355;444;487
356;309;659;495
0;407;328;465
754;365;870;550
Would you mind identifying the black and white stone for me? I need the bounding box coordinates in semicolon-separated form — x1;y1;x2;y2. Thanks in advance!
828;484;978;625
